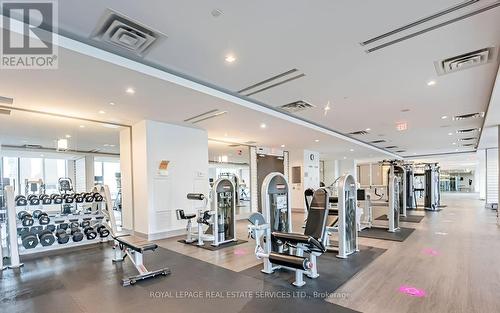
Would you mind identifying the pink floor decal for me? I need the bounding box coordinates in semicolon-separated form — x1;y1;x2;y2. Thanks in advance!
234;248;248;256
422;248;439;256
398;285;426;297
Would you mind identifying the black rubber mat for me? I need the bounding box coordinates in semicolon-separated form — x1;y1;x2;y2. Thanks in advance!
1;244;360;313
358;226;415;242
177;239;247;250
240;245;385;298
375;214;425;223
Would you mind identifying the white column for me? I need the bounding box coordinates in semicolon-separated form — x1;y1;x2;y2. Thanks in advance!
84;155;94;190
120;128;134;230
476;149;486;199
129;120;209;239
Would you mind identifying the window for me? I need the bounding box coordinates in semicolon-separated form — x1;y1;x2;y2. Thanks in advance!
94;160;121;199
20;158;43;195
44;159;67;194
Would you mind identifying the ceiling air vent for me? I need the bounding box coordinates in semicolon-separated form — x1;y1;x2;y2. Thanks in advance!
457;128;481;134
385;146;398;149
453;112;484;120
279;100;315;113
91;10;165;56
349;130;369;136
227;144;240;147
0;96;13;104
238;69;306;97
0;108;11;115
435;47;498;75
244;141;257;145
458;137;477;141
370;140;386;144
460;143;475;147
395;150;406;153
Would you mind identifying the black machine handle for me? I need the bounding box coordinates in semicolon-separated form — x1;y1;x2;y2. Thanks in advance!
187;193;205;200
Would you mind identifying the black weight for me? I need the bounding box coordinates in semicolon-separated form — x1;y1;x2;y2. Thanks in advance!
38;213;50;225
50;193;60;199
75;195;84;203
96;225;110;238
80;220;91;228
32;209;43;218
57;223;69;230
93;193;103;202
30;226;44;235
72;231;84;242
29;197;40;206
64;196;75;204
52;196;63;204
45;224;56;232
21;233;39;249
56;229;70;244
42;197;52;205
83;227;97;240
17;210;29;219
69;221;79;229
38;230;55;246
21;214;34;227
18;227;30;237
84;195;94;203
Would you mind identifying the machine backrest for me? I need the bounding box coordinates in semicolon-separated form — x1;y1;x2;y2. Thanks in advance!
304;188;314;211
304;188;329;240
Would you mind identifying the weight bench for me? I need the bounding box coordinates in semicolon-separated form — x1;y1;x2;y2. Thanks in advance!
112;234;170;286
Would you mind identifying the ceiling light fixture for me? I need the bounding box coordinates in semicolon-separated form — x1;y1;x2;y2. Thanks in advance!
126;87;135;94
260;123;267;129
280;144;285;148
79;125;85;128
315;139;320;142
452;142;457;145
57;138;68;151
365;128;371;131
324;101;331;116
448;132;453;136
65;134;71;138
109;102;116;106
441;115;448;119
427;80;436;86
225;55;236;63
98;110;106;114
350;149;354;152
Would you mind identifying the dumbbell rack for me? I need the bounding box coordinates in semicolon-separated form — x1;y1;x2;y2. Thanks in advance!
4;185;114;268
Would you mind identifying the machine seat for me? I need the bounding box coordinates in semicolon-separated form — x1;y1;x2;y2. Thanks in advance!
114;235;158;253
272;232;325;253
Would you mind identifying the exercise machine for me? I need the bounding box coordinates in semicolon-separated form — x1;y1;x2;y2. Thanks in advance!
405;164;417;210
176;177;237;247
248;187;329;287
424;163;441;211
385;161;407;217
25;179;45;197
357;188;372;231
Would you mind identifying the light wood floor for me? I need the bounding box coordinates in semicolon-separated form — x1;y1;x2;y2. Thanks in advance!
155;193;500;313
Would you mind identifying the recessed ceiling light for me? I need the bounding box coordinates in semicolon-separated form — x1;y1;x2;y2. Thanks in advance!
280;144;285;148
350;149;354;152
260;123;266;129
343;156;347;159
448;132;453;136
65;134;71;138
109;144;116;147
441;115;448;119
427;80;436;86
452;142;457;145
315;139;320;142
324;101;331;116
211;9;223;17
79;125;85;128
40;154;44;157
98;110;106;114
109;102;116;106
103;144;110;147
126;87;135;95
365;128;371;131
225;55;236;63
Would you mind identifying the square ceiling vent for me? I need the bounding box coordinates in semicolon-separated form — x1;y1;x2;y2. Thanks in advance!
434;47;498;75
279;100;315;113
92;10;166;56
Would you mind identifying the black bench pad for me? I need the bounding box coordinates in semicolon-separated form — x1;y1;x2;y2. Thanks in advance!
114;235;158;253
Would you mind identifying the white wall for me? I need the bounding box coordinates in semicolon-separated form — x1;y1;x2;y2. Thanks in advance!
131;120;208;239
288;149;320;210
120;128;134;230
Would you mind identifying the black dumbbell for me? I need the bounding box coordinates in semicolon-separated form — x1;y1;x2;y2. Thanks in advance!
69;221;79;229
45;224;56;232
96;225;110;238
30;226;44;235
84;194;94;203
17;227;30;237
64;196;75;204
21;231;39;249
40;194;52;205
18;211;34;226
28;195;40;206
15;195;27;206
57;223;69;230
71;228;84;242
38;229;55;246
52;195;63;204
75;194;84;203
93;193;104;202
38;212;50;225
55;229;70;244
83;226;97;240
32;210;43;218
80;220;91;228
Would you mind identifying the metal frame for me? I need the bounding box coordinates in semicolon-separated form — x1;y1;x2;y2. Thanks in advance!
260;172;293;234
211;177;237;247
388;174;401;232
336;174;359;258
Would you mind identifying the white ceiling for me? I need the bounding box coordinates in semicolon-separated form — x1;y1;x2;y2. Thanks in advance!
51;0;500;156
409;152;478;171
0;43;390;161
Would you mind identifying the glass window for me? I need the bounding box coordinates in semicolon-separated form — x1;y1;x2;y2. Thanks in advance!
2;157;19;193
44;159;67;194
20;158;43;195
103;161;121;199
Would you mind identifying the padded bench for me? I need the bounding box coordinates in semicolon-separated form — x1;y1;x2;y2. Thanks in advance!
112;234;170;286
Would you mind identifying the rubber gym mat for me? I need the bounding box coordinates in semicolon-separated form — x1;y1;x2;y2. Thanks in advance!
1;244;360;313
177;239;248;250
358;226;415;242
375;214;425;223
240;245;385;298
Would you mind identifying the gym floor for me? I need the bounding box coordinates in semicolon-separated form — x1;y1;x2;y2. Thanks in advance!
1;193;498;313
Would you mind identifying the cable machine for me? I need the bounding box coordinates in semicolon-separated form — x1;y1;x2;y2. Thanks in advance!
424;163;441;211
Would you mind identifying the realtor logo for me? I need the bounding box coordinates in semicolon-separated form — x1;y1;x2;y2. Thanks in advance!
1;1;58;69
